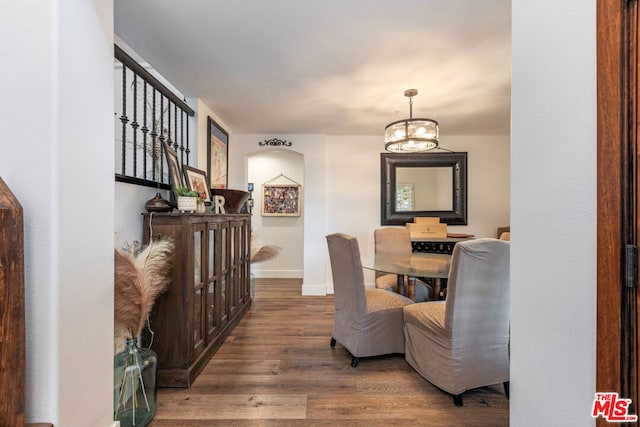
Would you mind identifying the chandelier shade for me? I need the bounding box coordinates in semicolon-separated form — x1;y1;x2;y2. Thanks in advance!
384;89;439;153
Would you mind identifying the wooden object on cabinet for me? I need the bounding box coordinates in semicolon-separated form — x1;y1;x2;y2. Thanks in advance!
141;212;251;388
411;237;471;254
0;178;25;427
496;226;510;239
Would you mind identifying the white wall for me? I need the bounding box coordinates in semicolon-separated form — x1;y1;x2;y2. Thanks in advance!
114;182;169;248
0;1;116;426
511;1;596;425
233;134;510;294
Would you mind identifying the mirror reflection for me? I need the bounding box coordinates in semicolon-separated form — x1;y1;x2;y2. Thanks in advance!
396;167;453;211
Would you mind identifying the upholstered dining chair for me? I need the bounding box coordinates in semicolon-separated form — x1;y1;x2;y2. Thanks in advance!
326;232;414;367
374;227;432;301
403;238;510;406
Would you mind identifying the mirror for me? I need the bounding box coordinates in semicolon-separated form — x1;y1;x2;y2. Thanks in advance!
381;152;467;225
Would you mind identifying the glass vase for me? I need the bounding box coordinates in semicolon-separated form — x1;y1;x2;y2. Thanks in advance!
114;338;158;427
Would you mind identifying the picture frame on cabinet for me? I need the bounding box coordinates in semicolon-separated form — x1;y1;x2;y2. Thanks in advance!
207;117;228;189
163;141;183;205
182;165;211;203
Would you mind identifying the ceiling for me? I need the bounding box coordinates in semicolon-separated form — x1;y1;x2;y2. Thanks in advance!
114;0;511;137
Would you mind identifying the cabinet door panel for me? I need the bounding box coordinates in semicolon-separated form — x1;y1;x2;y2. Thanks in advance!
219;224;229;326
192;226;205;359
206;225;218;342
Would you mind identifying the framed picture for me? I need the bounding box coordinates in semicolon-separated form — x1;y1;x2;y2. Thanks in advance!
163;141;182;203
262;184;302;217
207;117;228;189
182;165;211;203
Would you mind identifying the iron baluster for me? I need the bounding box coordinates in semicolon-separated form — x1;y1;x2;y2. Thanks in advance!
120;64;129;175
150;88;157;182
141;81;148;180
131;73;139;178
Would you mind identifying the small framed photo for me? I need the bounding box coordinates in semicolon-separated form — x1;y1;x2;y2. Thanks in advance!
163;141;183;203
182;165;211;203
207;117;229;189
262;184;302;217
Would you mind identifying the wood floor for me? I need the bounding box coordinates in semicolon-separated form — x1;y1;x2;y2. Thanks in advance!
150;278;509;426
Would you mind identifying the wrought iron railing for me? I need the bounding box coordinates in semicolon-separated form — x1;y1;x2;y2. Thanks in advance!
114;45;195;189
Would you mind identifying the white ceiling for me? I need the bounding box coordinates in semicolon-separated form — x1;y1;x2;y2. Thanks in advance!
114;0;511;137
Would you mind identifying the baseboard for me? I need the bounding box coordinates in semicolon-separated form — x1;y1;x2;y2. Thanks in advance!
302;283;327;296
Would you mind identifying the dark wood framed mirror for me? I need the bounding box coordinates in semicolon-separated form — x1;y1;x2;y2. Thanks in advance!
381;152;467;225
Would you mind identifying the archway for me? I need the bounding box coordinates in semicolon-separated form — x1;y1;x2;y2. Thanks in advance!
247;149;305;279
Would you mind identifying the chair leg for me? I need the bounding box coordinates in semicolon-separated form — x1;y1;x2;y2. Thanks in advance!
453;394;463;407
351;356;359;368
330;337;336;347
504;381;510;399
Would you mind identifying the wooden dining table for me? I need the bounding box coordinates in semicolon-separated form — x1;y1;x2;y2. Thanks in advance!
361;252;451;301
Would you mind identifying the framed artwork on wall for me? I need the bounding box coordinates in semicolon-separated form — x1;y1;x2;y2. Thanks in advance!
262;184;302;217
207;117;228;189
182;165;211;203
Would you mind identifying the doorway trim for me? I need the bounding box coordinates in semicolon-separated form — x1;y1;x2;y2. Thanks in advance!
596;0;638;416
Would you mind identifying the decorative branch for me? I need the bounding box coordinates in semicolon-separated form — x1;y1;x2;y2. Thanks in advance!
251;245;281;264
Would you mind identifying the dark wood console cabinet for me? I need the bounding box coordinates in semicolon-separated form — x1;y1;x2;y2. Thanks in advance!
141;212;251;387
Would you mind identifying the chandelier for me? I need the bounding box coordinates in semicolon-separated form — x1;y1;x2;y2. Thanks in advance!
384;89;439;153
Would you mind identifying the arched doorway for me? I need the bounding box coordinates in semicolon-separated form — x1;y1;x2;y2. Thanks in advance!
247;149;305;280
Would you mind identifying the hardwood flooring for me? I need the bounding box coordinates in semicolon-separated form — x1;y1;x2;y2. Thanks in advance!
150;278;509;426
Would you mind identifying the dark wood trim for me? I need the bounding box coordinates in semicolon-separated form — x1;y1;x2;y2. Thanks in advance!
0;178;25;427
115;173;172;190
623;0;639;409
596;1;640;423
597;0;623;399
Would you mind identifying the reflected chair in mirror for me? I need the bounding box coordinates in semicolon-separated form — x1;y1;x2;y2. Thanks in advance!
326;232;414;367
374;227;432;301
403;238;510;406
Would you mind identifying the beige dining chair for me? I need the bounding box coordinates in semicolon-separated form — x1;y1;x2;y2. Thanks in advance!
403;238;510;406
326;232;414;367
374;227;432;301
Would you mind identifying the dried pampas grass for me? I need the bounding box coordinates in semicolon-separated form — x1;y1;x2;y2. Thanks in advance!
114;238;175;339
251;245;281;264
250;230;281;264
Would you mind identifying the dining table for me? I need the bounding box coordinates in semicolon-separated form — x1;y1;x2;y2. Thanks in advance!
361;252;451;301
